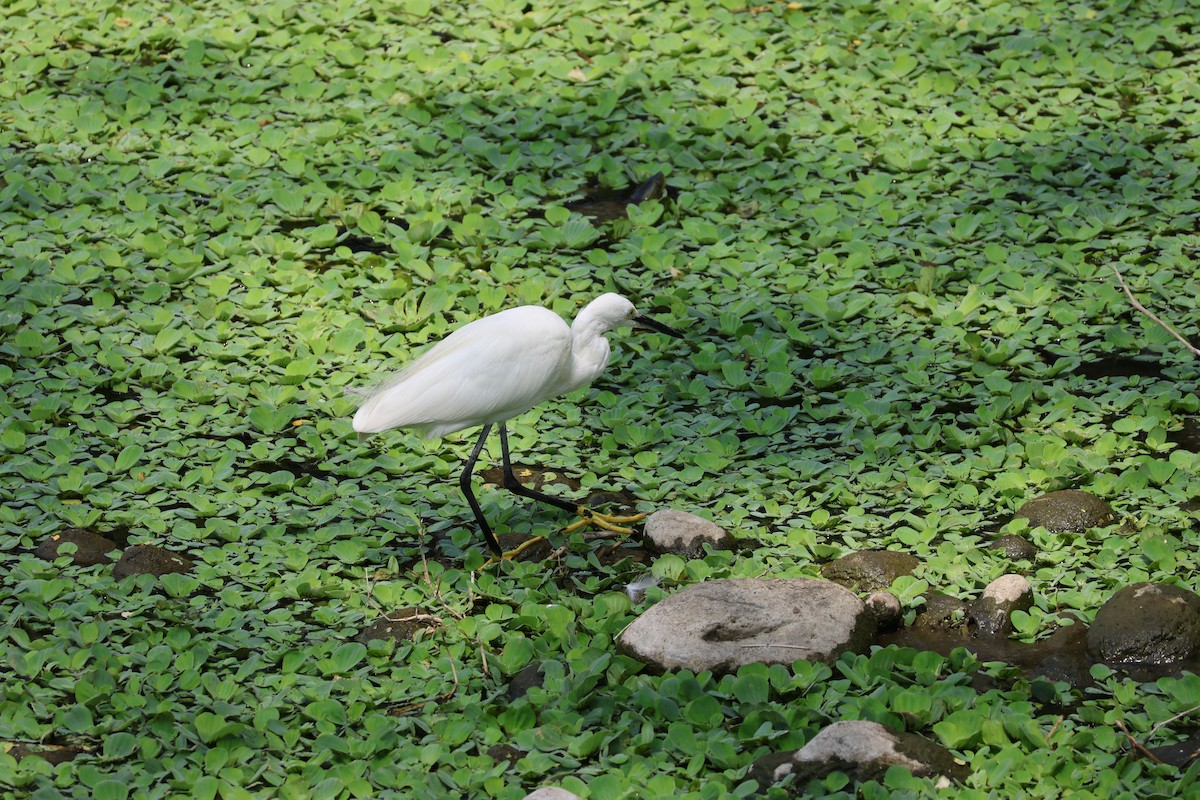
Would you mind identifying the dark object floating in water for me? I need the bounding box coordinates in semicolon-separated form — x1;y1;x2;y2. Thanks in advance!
565;172;666;221
36;528;120;567
8;737;91;766
356;607;434;645
1073;357;1165;379
112;544;194;579
338;232;390;253
1148;729;1200;768
1167;417;1200;453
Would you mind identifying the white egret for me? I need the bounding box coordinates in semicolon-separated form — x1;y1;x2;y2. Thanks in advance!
353;293;684;557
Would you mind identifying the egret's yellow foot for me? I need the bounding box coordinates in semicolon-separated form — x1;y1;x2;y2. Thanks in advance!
562;507;646;536
483;510;645;565
483;535;547;566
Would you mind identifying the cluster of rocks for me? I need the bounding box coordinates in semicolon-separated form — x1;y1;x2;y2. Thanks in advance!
38;489;1199;795
519;720;970;799
610;491;1200;793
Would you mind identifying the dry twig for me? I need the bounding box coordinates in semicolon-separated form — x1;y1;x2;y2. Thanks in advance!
1110;264;1200;358
1045;715;1064;744
1114;719;1165;764
1146;703;1200;740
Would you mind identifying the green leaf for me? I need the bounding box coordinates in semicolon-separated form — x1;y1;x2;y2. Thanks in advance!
684;695;723;728
153;326;185;353
732;672;769;705
283;356;319;384
329;642;367;674
499;636;534;675
103;732;139;759
932;709;984;749
93;781;129;800
247;404;291;433
159;573;198;598
1;427;26;452
437;718;475;747
114;444;144;473
195;712;240;744
1141;532;1177;565
310;223;339;248
328;539;365;563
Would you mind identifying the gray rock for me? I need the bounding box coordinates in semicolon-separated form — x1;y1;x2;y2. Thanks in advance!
1087;582;1200;664
1015;490;1116;533
523;789;582;800
619;578;875;674
865;591;903;632
821;550;919;592
987;534;1036;561
642;509;733;558
748;720;968;791
969;574;1033;639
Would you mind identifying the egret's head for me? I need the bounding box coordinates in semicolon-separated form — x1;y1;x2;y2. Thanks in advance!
584;293;638;330
581;293;685;339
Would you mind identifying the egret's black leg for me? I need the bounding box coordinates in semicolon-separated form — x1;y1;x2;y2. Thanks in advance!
498;423;646;538
459;423;502;556
498;423;578;513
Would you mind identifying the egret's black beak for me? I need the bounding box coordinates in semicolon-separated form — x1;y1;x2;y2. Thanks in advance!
632;314;685;340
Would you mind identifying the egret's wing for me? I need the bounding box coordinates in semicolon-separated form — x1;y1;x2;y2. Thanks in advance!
353;307;571;437
349;323;482;402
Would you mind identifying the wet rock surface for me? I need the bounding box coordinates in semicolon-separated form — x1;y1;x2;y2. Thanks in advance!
879;571;1200;690
112;544;194;579
1087;582;1200;664
987;534;1036;561
1148;730;1200;768
821;550;919;592
487;743;523;766
912;592;968;630
619;578;875;674
1015;489;1116;533
36;529;119;567
1166;416;1200;453
865;591;903;632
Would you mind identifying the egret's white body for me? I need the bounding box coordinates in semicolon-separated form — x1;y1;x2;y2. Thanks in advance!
352;292;683;557
354;293;639;438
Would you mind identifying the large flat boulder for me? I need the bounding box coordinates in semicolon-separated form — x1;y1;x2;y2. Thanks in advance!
618;578;875;674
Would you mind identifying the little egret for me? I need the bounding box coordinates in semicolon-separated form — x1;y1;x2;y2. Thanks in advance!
353;293;684;557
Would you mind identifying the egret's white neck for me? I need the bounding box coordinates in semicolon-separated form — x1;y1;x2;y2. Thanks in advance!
564;309;615;392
